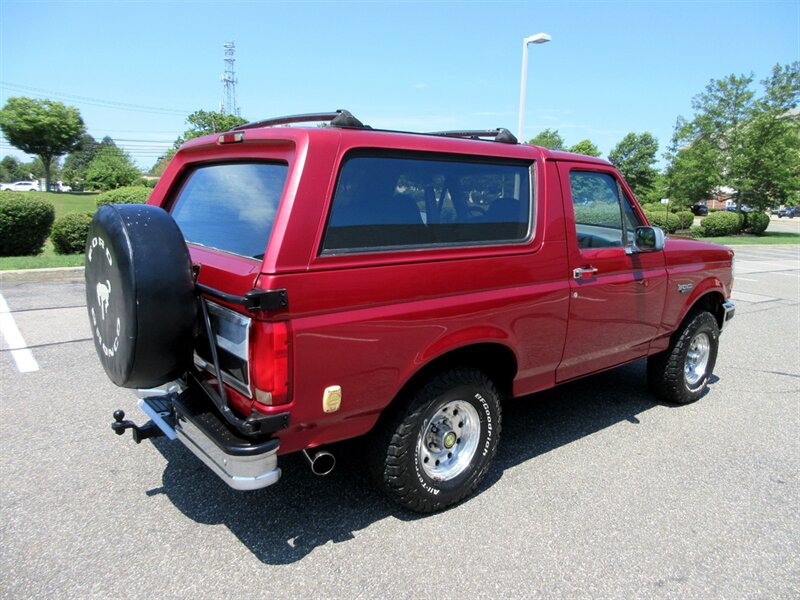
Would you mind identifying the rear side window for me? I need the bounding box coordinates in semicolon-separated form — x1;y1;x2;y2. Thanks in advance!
322;153;532;253
170;162;288;259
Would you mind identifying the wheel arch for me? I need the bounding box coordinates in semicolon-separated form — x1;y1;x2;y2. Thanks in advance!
683;289;727;331
373;342;518;429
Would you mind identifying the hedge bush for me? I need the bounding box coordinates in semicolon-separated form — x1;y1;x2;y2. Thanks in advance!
639;202;663;212
640;202;687;215
0;193;56;256
688;226;705;239
96;186;151;208
744;211;770;235
643;207;681;233
676;210;695;229
699;211;741;237
573;204;622;227
51;212;94;254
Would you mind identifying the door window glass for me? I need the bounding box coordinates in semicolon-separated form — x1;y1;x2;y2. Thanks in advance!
569;171;641;249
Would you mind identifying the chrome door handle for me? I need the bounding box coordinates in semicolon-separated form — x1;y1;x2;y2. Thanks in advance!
573;267;598;280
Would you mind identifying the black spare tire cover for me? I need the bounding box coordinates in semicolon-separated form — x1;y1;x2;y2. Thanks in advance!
85;204;196;389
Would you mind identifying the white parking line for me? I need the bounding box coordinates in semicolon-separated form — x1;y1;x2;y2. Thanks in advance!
731;291;778;303
0;292;39;373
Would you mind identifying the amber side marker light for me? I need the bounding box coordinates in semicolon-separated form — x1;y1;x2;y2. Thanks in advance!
218;132;245;144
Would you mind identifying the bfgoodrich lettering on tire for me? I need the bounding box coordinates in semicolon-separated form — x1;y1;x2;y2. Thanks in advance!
372;368;502;512
647;310;720;404
84;204;196;389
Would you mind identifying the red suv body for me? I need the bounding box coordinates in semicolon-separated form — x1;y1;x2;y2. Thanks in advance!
87;112;734;512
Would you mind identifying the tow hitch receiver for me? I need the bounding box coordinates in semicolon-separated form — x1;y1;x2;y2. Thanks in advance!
112;410;164;443
111;396;176;444
110;390;281;491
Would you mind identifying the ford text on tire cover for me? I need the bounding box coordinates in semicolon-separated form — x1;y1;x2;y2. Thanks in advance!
86;111;735;513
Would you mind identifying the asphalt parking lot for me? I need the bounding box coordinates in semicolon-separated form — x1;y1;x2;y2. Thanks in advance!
1;245;798;599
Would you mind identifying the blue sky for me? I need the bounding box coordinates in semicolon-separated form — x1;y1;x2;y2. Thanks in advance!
1;0;798;170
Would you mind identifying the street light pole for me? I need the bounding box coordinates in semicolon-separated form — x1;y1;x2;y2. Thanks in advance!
517;32;552;143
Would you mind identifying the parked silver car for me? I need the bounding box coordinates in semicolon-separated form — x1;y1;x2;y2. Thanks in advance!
0;180;40;192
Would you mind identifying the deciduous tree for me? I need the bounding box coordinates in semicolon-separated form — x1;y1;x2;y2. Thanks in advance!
738;64;800;208
85;146;141;191
608;132;659;198
568;139;601;157
0;156;25;182
149;149;176;178
666;62;799;211
528;129;565;150
62;134;99;190
177;110;248;146
0;97;85;191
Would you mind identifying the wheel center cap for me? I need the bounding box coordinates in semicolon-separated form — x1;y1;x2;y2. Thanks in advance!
443;431;457;449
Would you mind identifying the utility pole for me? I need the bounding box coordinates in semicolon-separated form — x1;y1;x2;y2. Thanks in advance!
220;41;240;116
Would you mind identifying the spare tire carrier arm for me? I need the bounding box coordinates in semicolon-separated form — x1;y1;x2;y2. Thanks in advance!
195;281;290;437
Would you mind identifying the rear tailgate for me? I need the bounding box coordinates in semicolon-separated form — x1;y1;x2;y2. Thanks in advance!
148;140;297;419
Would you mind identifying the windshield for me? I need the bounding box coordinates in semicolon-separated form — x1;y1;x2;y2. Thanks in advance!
170;162;288;259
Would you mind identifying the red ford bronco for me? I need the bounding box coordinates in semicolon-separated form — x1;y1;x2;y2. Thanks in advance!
86;110;735;512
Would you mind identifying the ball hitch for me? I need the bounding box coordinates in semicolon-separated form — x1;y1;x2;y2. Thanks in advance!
112;409;164;444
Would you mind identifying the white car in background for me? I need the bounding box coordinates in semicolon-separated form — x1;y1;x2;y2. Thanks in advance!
0;180;40;192
50;181;72;192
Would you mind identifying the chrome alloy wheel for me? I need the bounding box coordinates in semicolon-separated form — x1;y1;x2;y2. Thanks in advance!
685;332;711;387
418;400;480;481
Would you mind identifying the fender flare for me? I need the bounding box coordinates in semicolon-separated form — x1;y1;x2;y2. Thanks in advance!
672;279;727;333
393;325;519;404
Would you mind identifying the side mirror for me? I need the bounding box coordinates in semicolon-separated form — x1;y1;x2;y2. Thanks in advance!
627;226;665;254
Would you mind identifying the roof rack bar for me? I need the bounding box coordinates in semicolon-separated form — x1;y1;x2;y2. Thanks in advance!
234;109;365;131
428;128;518;144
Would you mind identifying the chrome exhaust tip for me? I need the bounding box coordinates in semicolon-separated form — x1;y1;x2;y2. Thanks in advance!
302;449;336;476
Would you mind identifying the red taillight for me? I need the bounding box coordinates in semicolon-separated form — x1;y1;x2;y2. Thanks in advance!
218;131;245;144
250;321;290;406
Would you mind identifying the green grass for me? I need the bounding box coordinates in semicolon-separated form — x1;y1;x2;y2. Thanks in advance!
0;240;85;270
0;192;96;270
700;231;800;245
24;191;98;219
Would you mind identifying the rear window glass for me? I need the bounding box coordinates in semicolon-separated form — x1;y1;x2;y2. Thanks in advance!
322;153;532;254
170;162;288;259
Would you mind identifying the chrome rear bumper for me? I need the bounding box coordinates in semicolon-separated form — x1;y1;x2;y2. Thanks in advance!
138;391;281;491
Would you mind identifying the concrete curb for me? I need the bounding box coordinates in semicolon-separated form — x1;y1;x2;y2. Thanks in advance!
0;266;85;283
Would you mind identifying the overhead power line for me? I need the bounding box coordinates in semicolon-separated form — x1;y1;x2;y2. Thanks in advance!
111;138;174;144
0;82;192;116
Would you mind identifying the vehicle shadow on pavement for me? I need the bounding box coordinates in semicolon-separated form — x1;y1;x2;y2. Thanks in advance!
487;360;658;479
147;359;697;564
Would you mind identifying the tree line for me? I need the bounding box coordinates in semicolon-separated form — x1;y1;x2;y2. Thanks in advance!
1;61;797;207
529;61;798;211
0;100;246;191
0;97;144;191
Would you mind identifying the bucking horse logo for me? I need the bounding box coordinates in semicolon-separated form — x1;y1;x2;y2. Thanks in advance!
96;280;111;320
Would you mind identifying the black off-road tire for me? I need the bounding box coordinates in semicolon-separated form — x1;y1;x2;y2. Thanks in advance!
84;204;196;389
647;310;720;404
370;368;502;513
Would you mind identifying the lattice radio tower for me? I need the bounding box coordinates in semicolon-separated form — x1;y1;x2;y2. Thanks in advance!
220;41;240;116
